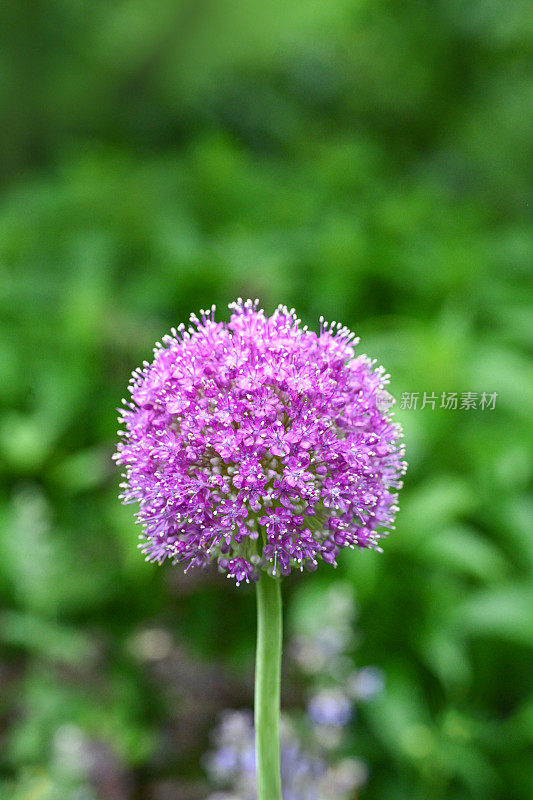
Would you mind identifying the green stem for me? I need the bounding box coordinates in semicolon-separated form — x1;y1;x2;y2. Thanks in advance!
255;572;283;800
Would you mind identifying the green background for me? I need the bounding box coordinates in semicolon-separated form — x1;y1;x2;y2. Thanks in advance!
1;1;532;798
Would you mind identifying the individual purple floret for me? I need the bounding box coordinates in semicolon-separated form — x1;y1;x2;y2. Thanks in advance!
115;299;406;583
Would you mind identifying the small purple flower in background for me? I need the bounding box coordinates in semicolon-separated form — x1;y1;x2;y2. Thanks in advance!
308;689;352;728
204;711;366;800
115;299;406;584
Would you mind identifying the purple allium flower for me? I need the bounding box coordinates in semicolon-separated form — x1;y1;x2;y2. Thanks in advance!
114;299;406;584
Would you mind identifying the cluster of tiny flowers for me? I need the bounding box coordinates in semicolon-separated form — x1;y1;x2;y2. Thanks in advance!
115;299;406;584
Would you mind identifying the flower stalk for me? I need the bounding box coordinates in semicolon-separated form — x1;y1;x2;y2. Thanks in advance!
255;571;283;800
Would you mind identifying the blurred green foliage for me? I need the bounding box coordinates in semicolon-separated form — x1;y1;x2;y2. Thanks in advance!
1;1;532;798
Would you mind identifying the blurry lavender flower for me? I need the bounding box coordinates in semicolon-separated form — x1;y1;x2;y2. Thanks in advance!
308;689;352;727
307;689;353;751
205;585;383;800
115;299;406;583
290;584;385;707
204;711;364;800
347;666;385;701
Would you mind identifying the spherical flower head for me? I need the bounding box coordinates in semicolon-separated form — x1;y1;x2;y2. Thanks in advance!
114;299;407;585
